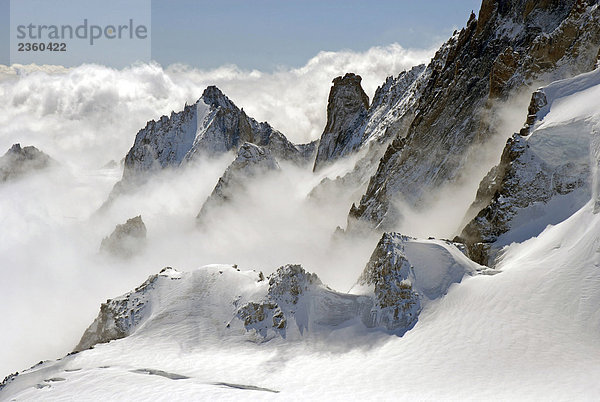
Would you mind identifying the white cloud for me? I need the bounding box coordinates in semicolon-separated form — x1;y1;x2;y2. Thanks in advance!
0;44;433;168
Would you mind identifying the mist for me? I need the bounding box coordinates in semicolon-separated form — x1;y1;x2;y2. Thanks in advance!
0;43;434;169
395;87;536;240
0;44;432;378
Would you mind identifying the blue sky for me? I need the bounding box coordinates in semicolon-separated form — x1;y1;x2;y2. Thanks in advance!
1;0;481;70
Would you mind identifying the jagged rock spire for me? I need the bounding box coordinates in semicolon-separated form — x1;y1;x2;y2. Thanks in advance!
313;73;369;171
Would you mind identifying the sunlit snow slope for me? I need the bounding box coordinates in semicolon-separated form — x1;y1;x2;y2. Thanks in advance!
3;199;600;400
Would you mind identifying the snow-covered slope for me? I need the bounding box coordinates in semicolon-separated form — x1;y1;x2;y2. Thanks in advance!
460;67;600;264
3;200;600;400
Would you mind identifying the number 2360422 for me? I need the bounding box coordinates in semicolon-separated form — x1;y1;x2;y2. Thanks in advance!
18;42;66;51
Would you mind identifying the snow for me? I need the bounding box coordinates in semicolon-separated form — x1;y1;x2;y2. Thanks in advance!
486;68;600;250
4;200;600;400
535;68;600;123
401;238;484;300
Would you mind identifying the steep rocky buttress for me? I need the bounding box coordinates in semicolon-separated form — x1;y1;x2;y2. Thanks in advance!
307;64;429;224
313;73;369;171
347;0;600;231
457;68;600;264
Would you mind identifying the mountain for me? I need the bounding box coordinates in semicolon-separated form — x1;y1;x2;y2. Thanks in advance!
100;216;147;258
0;144;52;182
312;73;370;171
348;0;600;231
65;229;485;355
123;86;307;178
308;64;427;206
5;0;600;399
104;86;315;207
196;142;280;222
457;67;600;264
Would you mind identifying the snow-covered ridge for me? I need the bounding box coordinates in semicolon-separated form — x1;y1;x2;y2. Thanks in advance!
353;233;487;331
70;231;487;353
4;203;600;399
459;67;600;264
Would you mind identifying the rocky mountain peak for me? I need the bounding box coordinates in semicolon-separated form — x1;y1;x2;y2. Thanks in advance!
200;85;235;110
330;73;369;109
104;85;315;209
0;143;52;182
313;73;370;171
100;215;147;258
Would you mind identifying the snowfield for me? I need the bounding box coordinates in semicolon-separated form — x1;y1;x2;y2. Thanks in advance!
2;200;600;400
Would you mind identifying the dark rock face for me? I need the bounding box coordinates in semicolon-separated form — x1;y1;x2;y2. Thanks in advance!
100;216;147;258
0;144;52;182
520;90;548;135
308;65;427;214
313;73;370;170
347;0;600;231
196;143;279;222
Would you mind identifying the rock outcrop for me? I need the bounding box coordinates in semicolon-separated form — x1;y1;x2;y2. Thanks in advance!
235;265;323;337
457;68;600;265
100;216;147;258
75;267;182;351
347;0;600;231
352;233;486;330
196;143;279;222
313;73;369;170
0;144;52;182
